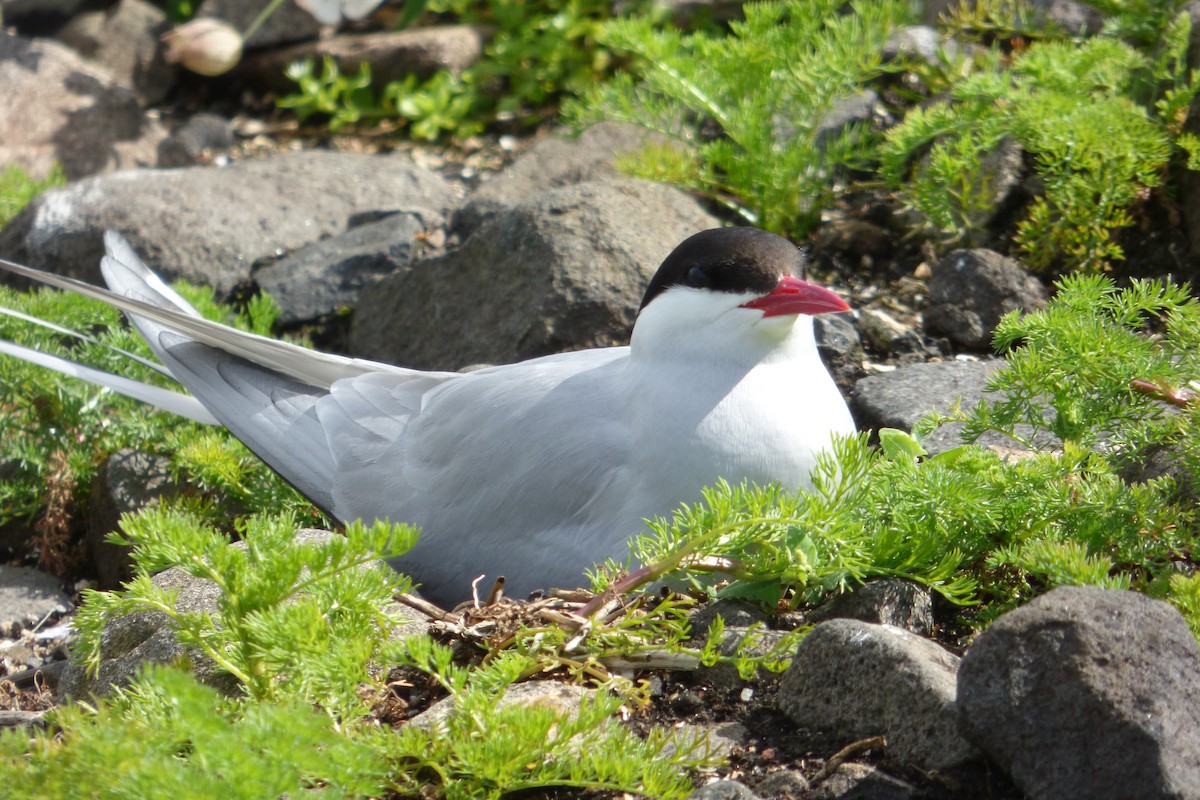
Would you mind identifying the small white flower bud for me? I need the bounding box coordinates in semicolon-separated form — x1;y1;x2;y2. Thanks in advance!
162;19;244;77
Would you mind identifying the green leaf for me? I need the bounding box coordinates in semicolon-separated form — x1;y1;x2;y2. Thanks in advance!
879;427;927;465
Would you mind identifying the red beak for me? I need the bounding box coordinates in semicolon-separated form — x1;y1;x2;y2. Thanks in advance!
738;276;850;317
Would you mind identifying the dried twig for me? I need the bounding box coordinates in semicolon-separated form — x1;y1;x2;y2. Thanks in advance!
811;736;887;784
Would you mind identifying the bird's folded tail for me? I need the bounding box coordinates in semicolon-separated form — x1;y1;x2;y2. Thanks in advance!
0;232;463;520
0;338;219;423
0;232;403;390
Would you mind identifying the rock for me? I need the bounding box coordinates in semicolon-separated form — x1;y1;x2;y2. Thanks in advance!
668;721;748;761
0;151;457;295
0;709;49;731
58;555;236;699
857;308;922;354
855;361;1000;432
55;0;175;106
958;586;1200;800
88;449;182;590
1;0;92;33
0;566;72;630
454;123;676;238
198;0;321;49
60;529;431;699
409;678;594;732
907;137;1024;243
883;25;956;65
688;599;771;638
807;763;918;800
688;780;760;800
813;90;879;149
778;619;979;770
853;359;1055;455
254;209;445;327
0;31;168;181
1030;0;1106;35
754;769;810;798
813;218;891;258
156;113;236;167
813;312;865;392
238;25;489;93
924;249;1047;350
349;178;719;370
808;579;933;637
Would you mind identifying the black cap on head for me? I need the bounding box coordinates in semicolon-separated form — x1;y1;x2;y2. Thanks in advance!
639;228;806;311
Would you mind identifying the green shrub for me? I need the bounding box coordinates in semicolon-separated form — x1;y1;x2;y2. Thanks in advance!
0;283;320;572
886;1;1198;272
279;0;648;140
569;0;913;234
881;31;1187;271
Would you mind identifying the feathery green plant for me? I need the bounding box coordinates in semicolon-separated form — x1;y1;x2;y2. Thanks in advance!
2;505;720;798
73;510;417;714
917;274;1200;622
881;11;1195;271
569;0;913;233
0;667;395;800
5;273;1200;795
0;282;321;572
383;637;716;798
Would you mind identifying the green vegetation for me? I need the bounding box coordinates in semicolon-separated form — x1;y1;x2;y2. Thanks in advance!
0;164;65;228
881;21;1194;271
280;0;648;140
570;0;912;232
275;0;1199;273
0;281;321;574
4;273;1200;793
7;0;1200;793
0;507;721;798
569;0;1198;271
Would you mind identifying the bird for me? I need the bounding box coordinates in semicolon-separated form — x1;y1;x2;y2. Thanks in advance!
0;227;856;605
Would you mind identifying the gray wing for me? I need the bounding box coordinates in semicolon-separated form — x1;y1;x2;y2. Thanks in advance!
98;231;469;518
320;348;636;600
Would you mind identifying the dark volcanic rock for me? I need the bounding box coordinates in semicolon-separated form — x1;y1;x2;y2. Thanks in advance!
778;618;979;770
0;151;456;295
0;31;168;181
349;178;719;371
453;123;676;239
923;249;1047;350
807;763;918;800
254;210;444;327
88;449;182;589
238;25;488;94
687;780;760;800
55;0;174;106
958;586;1200;800
808;578;933;637
0;566;72;630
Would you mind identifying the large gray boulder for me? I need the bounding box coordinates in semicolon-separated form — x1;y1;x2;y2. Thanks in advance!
349;178;720;371
0;32;168;181
958;586;1200;800
0;151;457;295
778;618;979;771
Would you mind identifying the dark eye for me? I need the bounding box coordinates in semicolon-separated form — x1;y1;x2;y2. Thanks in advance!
684;266;711;288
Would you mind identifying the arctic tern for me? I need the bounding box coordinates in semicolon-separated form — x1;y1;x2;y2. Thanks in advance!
0;227;855;605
